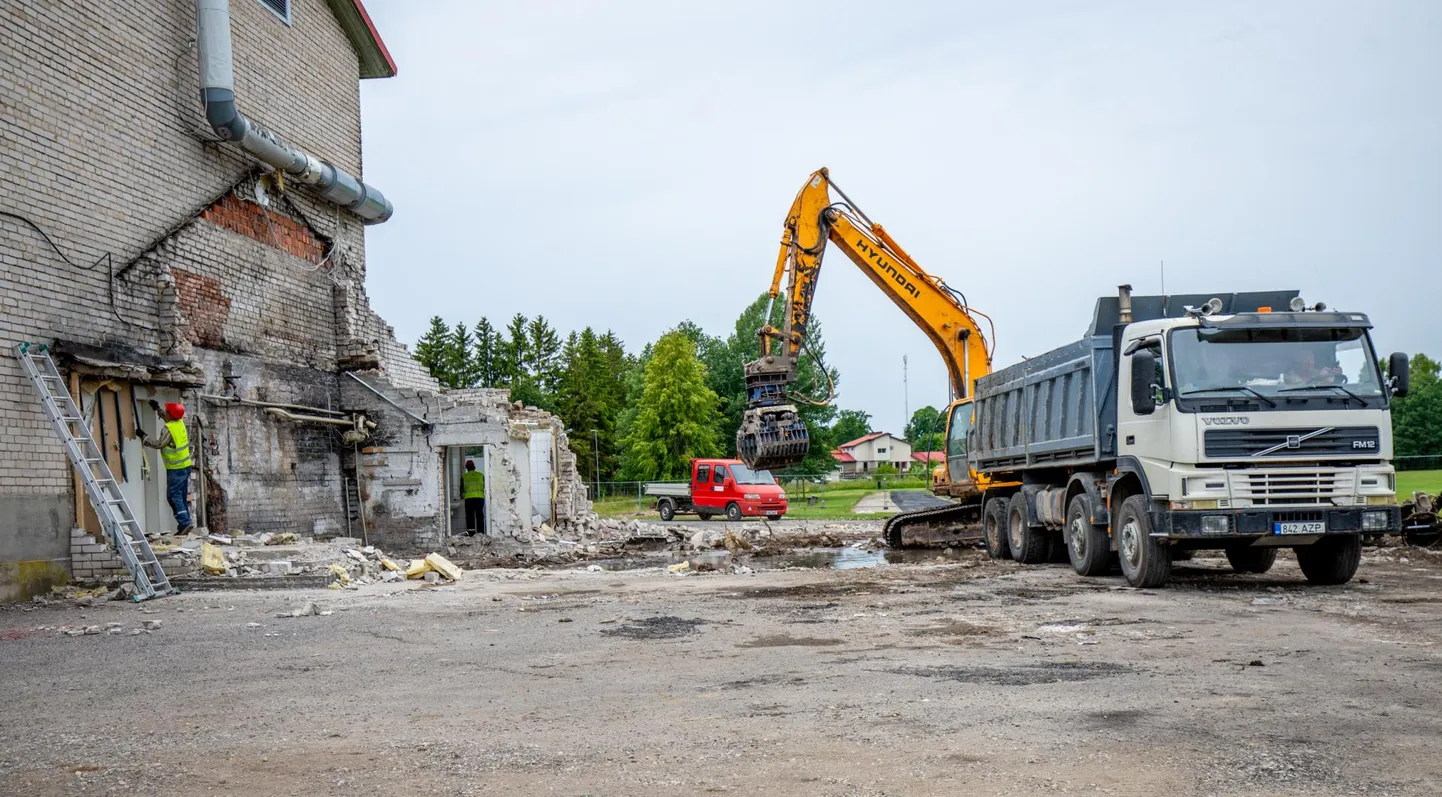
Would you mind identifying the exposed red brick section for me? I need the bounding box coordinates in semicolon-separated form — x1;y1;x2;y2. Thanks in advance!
200;193;326;263
172;267;232;348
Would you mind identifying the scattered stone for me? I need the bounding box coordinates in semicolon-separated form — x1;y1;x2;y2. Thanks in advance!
142;620;162;631
105;626;124;635
245;622;262;629
587;564;604;572
205;533;233;545
105;622;123;630
128;628;144;636
422;571;442;584
558;617;573;623
345;549;368;563
82;625;101;635
1248;659;1265;667
263;561;293;576
276;603;320;618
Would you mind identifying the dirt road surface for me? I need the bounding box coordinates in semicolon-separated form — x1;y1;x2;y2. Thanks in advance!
3;528;1441;796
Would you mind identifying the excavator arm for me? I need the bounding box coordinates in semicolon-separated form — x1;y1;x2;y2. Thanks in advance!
738;168;994;471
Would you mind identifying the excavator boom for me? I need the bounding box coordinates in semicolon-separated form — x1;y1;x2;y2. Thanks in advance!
738;168;993;471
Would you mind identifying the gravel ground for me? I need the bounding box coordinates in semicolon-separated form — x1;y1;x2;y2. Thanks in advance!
3;527;1441;796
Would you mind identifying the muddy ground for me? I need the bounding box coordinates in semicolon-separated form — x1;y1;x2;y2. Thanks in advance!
3;520;1442;796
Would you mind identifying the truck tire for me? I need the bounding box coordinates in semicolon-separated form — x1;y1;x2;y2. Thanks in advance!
983;497;1010;560
658;499;675;522
1116;495;1170;588
697;512;712;521
1065;493;1111;577
1225;546;1277;574
1295;534;1362;585
726;502;742;522
1007;493;1049;564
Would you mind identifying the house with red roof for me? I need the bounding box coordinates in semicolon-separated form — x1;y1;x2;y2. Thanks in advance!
831;432;914;477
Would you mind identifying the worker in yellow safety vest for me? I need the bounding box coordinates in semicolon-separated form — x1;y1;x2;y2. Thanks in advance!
461;459;486;536
137;399;196;537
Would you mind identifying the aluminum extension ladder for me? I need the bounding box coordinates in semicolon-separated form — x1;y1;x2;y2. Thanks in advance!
15;342;177;600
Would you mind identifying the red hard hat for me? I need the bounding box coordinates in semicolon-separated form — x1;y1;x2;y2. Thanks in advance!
165;403;185;420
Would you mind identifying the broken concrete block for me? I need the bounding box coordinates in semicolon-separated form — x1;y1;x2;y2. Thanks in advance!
422;570;442;584
380;557;402;572
142;620;163;631
276;602;319;618
405;559;430;579
82;625;101;635
380;570;401;583
423;553;463;582
263;561;293;576
344;549;367;563
201;543;226;575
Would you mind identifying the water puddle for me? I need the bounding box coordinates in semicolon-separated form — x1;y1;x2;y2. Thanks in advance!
583;546;971;572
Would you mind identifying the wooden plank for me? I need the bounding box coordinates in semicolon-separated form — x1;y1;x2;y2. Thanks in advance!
71;373;100;535
98;388;122;479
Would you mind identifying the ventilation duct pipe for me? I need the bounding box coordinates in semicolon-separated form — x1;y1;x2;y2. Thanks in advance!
194;0;393;223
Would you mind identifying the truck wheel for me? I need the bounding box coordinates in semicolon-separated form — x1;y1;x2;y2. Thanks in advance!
1065;494;1111;577
1295;534;1361;585
697;513;712;521
1225;546;1277;574
1116;495;1170;588
726;502;742;522
1007;493;1049;564
658;499;675;522
983;497;1010;559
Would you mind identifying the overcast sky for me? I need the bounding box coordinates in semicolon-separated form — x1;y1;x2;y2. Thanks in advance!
357;0;1440;436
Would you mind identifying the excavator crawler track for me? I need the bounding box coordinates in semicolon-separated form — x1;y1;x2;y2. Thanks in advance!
883;500;983;548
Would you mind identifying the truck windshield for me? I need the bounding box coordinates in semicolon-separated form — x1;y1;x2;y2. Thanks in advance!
1170;327;1384;398
729;464;776;484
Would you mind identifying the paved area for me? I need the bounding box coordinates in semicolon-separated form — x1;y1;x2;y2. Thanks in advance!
2;534;1441;796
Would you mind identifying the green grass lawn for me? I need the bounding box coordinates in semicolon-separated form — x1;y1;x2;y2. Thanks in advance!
1397;470;1442;498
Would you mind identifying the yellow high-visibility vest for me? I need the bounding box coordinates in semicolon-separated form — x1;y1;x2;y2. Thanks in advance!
462;469;486;499
162;419;192;470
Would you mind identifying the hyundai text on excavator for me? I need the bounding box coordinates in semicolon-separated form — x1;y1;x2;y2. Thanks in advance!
737;168;999;546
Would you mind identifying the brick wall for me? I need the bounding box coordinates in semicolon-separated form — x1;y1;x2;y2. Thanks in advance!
0;0;393;595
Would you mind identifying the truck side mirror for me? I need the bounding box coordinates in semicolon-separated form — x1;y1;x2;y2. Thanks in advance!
1389;352;1410;397
1130;349;1157;416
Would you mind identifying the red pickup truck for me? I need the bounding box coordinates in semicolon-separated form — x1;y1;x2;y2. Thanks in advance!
644;458;788;521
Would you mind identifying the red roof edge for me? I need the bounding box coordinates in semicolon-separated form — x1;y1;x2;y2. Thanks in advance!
838;432;887;449
350;0;397;78
831;450;856;463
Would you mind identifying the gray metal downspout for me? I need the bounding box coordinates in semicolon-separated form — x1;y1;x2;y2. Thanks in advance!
194;0;393;223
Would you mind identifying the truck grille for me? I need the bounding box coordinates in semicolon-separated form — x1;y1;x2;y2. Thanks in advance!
1204;426;1379;459
1227;469;1357;506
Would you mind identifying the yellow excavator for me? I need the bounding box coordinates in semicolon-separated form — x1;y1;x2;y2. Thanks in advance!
737;168;998;546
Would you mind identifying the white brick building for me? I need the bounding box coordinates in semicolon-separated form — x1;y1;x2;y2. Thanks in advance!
0;0;587;600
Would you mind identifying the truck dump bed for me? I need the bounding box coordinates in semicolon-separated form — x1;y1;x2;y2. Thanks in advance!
970;336;1116;472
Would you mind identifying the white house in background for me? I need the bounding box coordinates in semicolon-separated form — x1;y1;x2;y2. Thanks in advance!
831;432;914;477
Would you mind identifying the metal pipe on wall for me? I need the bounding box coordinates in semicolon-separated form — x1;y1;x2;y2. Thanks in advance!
193;0;393;223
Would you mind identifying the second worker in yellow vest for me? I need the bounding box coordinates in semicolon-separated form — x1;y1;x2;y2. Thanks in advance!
461;459;486;536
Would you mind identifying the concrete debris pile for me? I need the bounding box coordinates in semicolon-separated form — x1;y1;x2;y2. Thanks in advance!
40;618;163;638
324;547;464;587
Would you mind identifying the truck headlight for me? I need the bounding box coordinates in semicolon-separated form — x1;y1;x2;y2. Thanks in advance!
743;493;761;500
778;492;786;500
1201;515;1230;534
1362;511;1390;531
